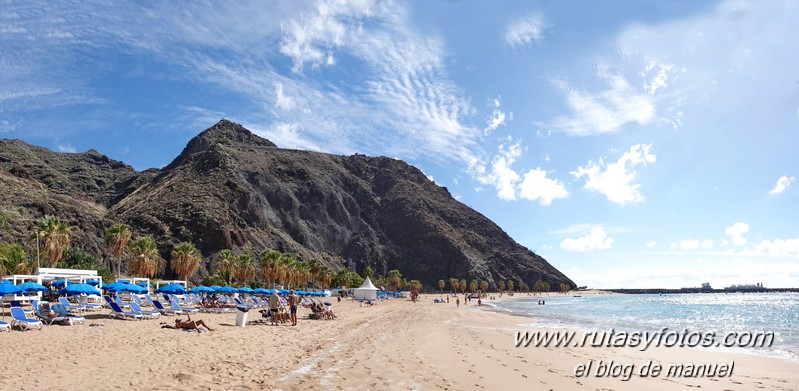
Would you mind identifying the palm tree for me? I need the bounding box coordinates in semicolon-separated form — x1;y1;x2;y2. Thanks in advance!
235;254;256;283
259;249;282;286
307;259;322;288
459;279;466;294
214;249;237;285
480;280;489;293
170;242;202;281
0;243;31;275
507;280;514;292
129;236;162;277
105;223;132;277
470;279;478;293
318;266;332;289
449;278;459;294
498;280;506;292
36;215;71;267
363;266;374;279
408;280;422;296
386;269;402;292
438;279;445;293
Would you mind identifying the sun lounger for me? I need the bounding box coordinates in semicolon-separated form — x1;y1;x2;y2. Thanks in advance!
32;300;69;325
169;298;199;314
129;302;160;319
108;302;143;320
151;299;182;315
0;321;10;332
52;303;85;325
58;297;86;314
10;300;34;317
10;306;43;331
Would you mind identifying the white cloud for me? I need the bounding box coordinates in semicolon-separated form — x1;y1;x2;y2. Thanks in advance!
571;144;656;205
484;98;509;134
725;222;749;246
274;82;295;111
477;140;567;204
560;227;613;252
518;168;568;206
57;144;77;153
545;71;656;136
505;15;545;47
750;238;799;258
769;175;795;194
702;239;713;249
646;241;656;248
641;60;675;95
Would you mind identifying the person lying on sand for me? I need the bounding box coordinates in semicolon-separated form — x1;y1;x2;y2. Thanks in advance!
173;313;214;332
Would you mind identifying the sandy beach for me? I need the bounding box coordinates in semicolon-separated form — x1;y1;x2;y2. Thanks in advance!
1;295;797;390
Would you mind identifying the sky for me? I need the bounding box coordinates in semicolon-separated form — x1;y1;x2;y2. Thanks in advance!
1;0;798;289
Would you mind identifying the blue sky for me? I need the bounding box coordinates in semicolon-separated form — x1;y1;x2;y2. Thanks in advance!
2;0;798;288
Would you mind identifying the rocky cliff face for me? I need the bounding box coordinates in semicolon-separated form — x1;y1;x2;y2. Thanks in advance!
0;120;574;289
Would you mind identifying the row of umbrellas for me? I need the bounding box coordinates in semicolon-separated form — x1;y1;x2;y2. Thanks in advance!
2;280;327;298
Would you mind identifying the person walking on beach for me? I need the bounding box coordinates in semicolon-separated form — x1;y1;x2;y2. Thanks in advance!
288;290;299;326
456;297;460;308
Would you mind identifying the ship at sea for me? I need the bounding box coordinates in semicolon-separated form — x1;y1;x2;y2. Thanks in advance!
724;282;766;292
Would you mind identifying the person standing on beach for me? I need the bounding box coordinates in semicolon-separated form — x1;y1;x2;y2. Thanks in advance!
268;290;281;326
288;290;299;326
456;297;460;308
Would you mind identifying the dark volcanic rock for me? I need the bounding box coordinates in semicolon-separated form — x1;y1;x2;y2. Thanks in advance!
0;120;574;289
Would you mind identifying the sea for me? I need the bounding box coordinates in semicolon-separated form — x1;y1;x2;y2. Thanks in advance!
484;292;799;361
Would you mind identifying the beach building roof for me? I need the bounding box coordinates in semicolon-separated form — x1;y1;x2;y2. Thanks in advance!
358;277;378;290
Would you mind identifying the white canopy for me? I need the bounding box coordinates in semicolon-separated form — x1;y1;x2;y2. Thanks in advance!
353;276;379;301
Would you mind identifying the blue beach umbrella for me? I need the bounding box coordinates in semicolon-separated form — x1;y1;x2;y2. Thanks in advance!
59;283;102;296
190;286;214;293
155;283;187;294
84;280;100;286
253;288;268;294
217;286;236;293
116;279;130;284
16;282;47;293
0;280;22;320
51;279;70;287
101;282;123;291
237;287;254;294
108;283;146;293
136;281;150;287
209;285;223;293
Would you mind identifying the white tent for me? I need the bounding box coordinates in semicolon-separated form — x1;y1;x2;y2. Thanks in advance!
353;276;379;301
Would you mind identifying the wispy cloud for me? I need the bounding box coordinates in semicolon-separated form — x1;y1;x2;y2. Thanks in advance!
571;144;656;205
769;175;795;194
545;71;657;136
505;14;546;47
484;98;509;135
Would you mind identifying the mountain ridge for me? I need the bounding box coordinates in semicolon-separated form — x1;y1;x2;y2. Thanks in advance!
0;120;574;290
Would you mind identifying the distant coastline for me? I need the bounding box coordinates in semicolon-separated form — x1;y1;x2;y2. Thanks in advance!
604;288;799;294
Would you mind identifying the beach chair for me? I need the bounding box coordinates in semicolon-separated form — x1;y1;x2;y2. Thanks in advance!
129;302;160;319
132;294;150;307
52;304;85;325
10;300;34;317
10;306;43;331
58;297;85;314
0;321;9;332
77;296;103;311
114;296;133;309
108;302;143;320
169;298;199;314
32;300;69;325
151;299;182;315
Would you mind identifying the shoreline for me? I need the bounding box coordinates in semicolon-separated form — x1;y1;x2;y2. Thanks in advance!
1;296;796;390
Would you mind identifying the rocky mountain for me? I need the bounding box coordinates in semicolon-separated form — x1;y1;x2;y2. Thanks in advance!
0;120;574;289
